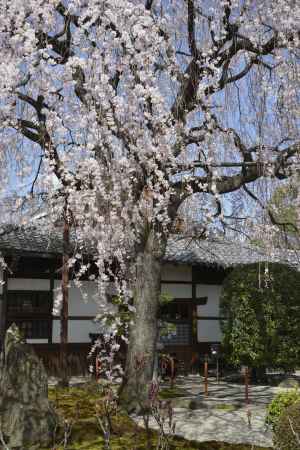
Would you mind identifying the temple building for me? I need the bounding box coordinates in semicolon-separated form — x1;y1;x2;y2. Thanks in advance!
0;226;297;373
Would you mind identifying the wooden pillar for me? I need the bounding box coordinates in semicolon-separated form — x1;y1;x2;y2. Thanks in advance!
204;354;209;396
245;366;250;405
49;261;55;345
191;268;197;352
60;210;70;386
170;356;175;388
0;266;8;351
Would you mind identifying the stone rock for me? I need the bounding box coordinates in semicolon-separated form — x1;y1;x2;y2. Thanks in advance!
172;398;193;409
0;324;59;449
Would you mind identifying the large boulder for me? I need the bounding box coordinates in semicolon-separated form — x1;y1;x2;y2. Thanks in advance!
0;324;58;449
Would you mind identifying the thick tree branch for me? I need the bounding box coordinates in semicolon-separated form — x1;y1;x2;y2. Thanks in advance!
171;18;297;123
145;0;154;10
30;156;43;196
187;0;199;59
172;142;300;195
171;59;203;121
16;93;47;121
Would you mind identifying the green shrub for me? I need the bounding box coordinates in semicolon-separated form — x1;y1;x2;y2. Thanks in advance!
265;388;300;429
220;263;300;370
273;401;300;450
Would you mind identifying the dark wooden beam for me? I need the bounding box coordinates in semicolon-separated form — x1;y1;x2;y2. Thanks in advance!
49;263;55;344
0;267;8;350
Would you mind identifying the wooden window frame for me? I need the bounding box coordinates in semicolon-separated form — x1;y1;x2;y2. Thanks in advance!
6;290;52;340
160;299;194;346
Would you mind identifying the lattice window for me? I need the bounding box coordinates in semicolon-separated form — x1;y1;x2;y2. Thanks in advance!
159;300;192;346
6;291;52;340
7;291;51;315
160;323;191;346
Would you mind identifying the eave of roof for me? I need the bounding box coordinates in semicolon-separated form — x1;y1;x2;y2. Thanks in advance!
0;225;299;269
165;235;299;268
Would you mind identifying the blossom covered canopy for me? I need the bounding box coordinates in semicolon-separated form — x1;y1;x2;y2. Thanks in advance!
0;0;299;311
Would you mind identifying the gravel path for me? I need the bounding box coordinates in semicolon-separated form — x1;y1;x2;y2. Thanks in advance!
134;376;286;448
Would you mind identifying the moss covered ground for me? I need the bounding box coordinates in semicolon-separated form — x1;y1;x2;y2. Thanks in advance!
159;386;191;399
46;382;271;450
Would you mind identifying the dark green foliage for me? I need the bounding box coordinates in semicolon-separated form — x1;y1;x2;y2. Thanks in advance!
220;263;300;370
265;389;300;429
273;400;300;450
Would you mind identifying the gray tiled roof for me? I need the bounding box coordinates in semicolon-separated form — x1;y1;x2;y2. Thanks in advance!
0;225;64;256
0;225;299;268
165;235;299;268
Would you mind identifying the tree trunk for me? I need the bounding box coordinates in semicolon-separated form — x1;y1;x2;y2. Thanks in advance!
119;231;166;412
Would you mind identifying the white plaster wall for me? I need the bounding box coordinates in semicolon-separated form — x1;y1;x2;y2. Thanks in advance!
161;283;192;299
196;284;222;317
53;280;99;316
7;278;50;291
52;319;101;343
161;264;192;282
197;319;222;342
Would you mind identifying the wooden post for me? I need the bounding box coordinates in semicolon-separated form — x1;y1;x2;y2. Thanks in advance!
204;354;208;396
170;356;175;388
0;266;8;351
60;205;70;387
244;366;252;428
49;262;55;345
245;366;249;405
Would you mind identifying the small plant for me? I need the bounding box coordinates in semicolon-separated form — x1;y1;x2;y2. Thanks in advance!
95;381;118;450
273;401;300;450
148;380;176;450
265;388;300;429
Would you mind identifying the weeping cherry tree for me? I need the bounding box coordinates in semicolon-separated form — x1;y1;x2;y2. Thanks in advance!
0;0;299;409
